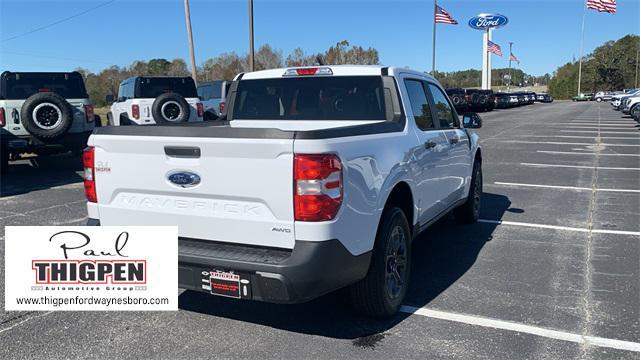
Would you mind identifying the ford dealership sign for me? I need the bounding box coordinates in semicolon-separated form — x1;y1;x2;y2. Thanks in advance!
468;13;509;30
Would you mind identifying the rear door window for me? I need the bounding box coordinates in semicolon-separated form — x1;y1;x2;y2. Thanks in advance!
404;79;434;130
2;73;87;99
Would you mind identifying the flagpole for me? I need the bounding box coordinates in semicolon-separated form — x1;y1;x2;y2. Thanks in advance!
577;0;587;96
431;0;437;75
508;42;513;90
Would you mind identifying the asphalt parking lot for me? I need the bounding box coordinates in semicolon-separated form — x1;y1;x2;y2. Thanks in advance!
1;101;638;359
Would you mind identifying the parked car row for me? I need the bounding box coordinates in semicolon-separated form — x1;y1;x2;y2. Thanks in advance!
0;71;234;171
612;88;640;121
611;88;640;112
445;88;550;113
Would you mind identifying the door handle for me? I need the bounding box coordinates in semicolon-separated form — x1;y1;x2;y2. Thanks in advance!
164;146;201;158
449;137;459;145
424;141;437;149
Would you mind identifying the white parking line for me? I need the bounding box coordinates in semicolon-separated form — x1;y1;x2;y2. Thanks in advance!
556;126;637;130
515;135;639;140
560;130;640;135
492;181;640;193
478;219;640;236
400;306;640;353
569;123;637;126
497;140;640;147
520;162;640;171
536;150;640;157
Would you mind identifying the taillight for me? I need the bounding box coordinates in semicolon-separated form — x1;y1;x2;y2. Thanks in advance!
294;154;342;221
131;104;140;119
197;102;204;117
0;108;5;127
219;101;225;114
83;147;97;203
84;105;94;122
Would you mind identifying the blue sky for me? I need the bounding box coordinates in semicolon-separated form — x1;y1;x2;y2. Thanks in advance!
0;0;638;76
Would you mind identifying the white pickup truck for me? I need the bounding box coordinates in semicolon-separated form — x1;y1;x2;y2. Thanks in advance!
84;66;483;317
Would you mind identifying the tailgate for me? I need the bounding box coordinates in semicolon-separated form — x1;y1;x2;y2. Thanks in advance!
92;134;295;249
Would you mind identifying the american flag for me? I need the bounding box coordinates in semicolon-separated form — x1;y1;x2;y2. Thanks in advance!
435;5;458;24
488;40;502;56
510;53;520;64
586;0;616;14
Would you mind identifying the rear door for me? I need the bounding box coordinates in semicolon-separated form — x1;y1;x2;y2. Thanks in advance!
425;82;471;204
92;134;296;249
402;78;450;222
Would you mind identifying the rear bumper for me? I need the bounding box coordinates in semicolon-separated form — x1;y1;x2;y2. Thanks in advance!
1;130;92;153
86;219;371;304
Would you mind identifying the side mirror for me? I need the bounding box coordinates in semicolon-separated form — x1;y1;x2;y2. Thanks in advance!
463;113;482;128
105;94;115;103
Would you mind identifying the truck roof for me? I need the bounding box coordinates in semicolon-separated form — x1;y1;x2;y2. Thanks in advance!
239;65;433;81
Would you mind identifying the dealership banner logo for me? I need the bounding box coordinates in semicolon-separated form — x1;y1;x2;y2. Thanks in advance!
5;226;178;311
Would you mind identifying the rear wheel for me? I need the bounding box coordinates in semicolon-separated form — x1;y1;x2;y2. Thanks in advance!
454;160;482;224
350;207;411;318
1;148;9;175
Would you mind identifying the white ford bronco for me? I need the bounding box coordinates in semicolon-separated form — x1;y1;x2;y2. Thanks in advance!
0;71;97;172
107;76;203;126
85;66;483;317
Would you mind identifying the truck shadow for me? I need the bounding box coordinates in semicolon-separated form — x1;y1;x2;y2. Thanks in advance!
179;192;512;340
0;154;84;197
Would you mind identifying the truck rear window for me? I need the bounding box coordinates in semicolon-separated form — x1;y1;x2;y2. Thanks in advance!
232;76;386;120
1;73;87;100
137;77;197;99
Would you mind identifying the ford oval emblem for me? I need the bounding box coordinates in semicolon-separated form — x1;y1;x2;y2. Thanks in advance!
168;171;201;188
468;13;509;30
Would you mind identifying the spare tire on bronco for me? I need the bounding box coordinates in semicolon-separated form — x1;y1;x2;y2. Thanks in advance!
152;92;191;124
20;92;74;139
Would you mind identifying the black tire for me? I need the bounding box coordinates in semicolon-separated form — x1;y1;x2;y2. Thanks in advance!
1;148;9;176
20;92;74;140
454;160;482;224
107;111;114;126
120;114;131;126
629;104;640;117
94;114;102;127
151;92;190;124
350;207;411;318
204;109;219;121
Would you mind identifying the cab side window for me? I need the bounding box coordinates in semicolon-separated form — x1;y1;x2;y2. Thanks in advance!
427;83;457;129
404;79;434;130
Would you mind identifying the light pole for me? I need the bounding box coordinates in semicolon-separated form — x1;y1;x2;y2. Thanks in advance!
635;46;639;88
248;0;255;72
183;0;198;85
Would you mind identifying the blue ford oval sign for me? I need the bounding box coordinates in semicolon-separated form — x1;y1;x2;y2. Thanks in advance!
168;171;201;188
468;13;509;30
